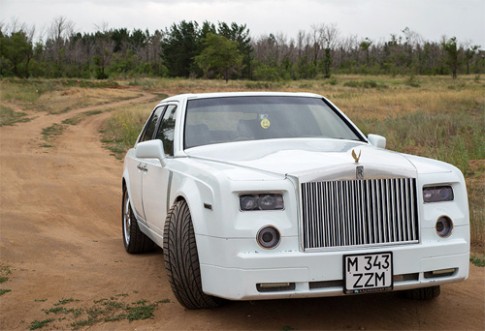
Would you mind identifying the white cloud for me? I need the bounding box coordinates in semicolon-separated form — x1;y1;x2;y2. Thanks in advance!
1;0;483;46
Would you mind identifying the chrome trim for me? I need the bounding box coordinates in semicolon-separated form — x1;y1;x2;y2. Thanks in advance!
301;178;419;250
166;170;173;212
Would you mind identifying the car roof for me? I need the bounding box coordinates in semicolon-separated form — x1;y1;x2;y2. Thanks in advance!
160;91;323;103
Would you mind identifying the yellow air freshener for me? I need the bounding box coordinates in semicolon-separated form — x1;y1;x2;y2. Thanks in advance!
260;118;271;129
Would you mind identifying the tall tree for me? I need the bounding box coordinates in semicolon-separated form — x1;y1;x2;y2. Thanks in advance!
442;36;459;79
93;29;114;79
464;44;480;74
217;22;252;78
312;23;339;78
0;30;33;77
46;16;75;76
359;38;372;65
195;33;243;82
161;21;201;77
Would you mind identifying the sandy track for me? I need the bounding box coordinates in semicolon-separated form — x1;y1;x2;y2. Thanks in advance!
0;89;484;330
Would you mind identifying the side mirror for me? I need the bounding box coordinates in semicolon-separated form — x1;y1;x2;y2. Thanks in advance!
367;134;386;149
135;140;166;165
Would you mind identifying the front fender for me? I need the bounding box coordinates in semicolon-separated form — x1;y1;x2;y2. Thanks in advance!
169;169;221;237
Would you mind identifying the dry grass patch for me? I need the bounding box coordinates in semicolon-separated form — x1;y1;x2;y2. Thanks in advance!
35;88;142;114
0;105;31;126
100;101;160;159
325;86;483;120
0;79;142;114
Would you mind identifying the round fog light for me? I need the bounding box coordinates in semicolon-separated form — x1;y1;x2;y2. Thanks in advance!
257;226;280;249
436;216;453;238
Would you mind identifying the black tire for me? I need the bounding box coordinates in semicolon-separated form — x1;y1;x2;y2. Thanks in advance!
401;285;441;300
163;200;221;309
122;186;156;253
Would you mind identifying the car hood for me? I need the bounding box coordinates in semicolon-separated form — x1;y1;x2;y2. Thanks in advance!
185;138;422;182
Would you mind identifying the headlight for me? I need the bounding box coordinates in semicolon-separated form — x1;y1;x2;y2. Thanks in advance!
423;186;454;203
240;194;284;211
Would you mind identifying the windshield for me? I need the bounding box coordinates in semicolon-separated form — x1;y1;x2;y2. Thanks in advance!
184;96;362;149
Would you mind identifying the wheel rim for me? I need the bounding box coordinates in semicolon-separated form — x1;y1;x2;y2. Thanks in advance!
123;194;131;245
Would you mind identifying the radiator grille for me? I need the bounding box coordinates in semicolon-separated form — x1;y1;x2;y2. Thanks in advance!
301;178;419;250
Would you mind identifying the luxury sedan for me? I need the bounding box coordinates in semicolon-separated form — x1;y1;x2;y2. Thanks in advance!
121;92;469;309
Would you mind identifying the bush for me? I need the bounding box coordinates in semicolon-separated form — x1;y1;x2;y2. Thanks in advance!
343;80;388;89
252;63;285;81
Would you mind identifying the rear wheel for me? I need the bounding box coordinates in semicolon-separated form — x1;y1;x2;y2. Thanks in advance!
401;285;441;300
163;200;221;309
122;186;156;253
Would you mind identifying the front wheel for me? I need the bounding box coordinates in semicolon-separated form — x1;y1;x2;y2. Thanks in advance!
122;187;155;253
163;200;222;309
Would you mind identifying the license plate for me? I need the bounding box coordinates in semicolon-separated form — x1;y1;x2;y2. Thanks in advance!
344;252;393;294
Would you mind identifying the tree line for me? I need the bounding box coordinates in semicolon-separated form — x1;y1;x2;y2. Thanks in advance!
0;17;483;81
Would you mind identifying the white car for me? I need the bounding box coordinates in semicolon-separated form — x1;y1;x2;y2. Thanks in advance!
122;92;469;309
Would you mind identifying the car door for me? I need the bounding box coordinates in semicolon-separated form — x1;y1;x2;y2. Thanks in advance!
141;104;178;234
128;105;166;222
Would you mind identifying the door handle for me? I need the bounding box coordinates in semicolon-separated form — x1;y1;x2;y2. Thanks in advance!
137;163;148;172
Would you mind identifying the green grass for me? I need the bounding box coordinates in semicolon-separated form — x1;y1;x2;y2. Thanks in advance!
41;123;65;144
245;81;285;89
354;109;485;176
0;79;56;104
43;297;82;318
62;110;103;125
343;79;388;89
100;102;161;159
42;109;106;146
44;306;83;317
61;79;120;89
55;297;80;306
29;319;55;330
0;265;12;296
126;300;157;321
0;266;10;284
70;298;162;329
31;294;169;329
61;117;82;126
470;254;485;267
0;105;31;126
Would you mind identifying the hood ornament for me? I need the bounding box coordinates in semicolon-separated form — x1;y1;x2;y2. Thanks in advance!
351;149;362;163
352;149;364;180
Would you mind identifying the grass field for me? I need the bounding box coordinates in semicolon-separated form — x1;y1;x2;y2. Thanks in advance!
1;75;483;249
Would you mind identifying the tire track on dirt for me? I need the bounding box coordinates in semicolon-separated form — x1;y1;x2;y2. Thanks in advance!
0;89;171;330
38;91;155;149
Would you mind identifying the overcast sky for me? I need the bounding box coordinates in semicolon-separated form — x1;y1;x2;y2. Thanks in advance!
1;0;484;46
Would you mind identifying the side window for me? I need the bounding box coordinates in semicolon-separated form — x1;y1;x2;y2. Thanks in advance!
139;106;165;142
155;105;177;156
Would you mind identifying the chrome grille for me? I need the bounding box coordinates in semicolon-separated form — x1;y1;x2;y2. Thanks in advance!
301;178;419;250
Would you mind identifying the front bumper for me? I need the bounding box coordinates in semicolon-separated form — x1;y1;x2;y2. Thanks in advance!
197;234;469;300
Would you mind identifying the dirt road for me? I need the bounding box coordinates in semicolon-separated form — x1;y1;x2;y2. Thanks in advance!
1;88;484;330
